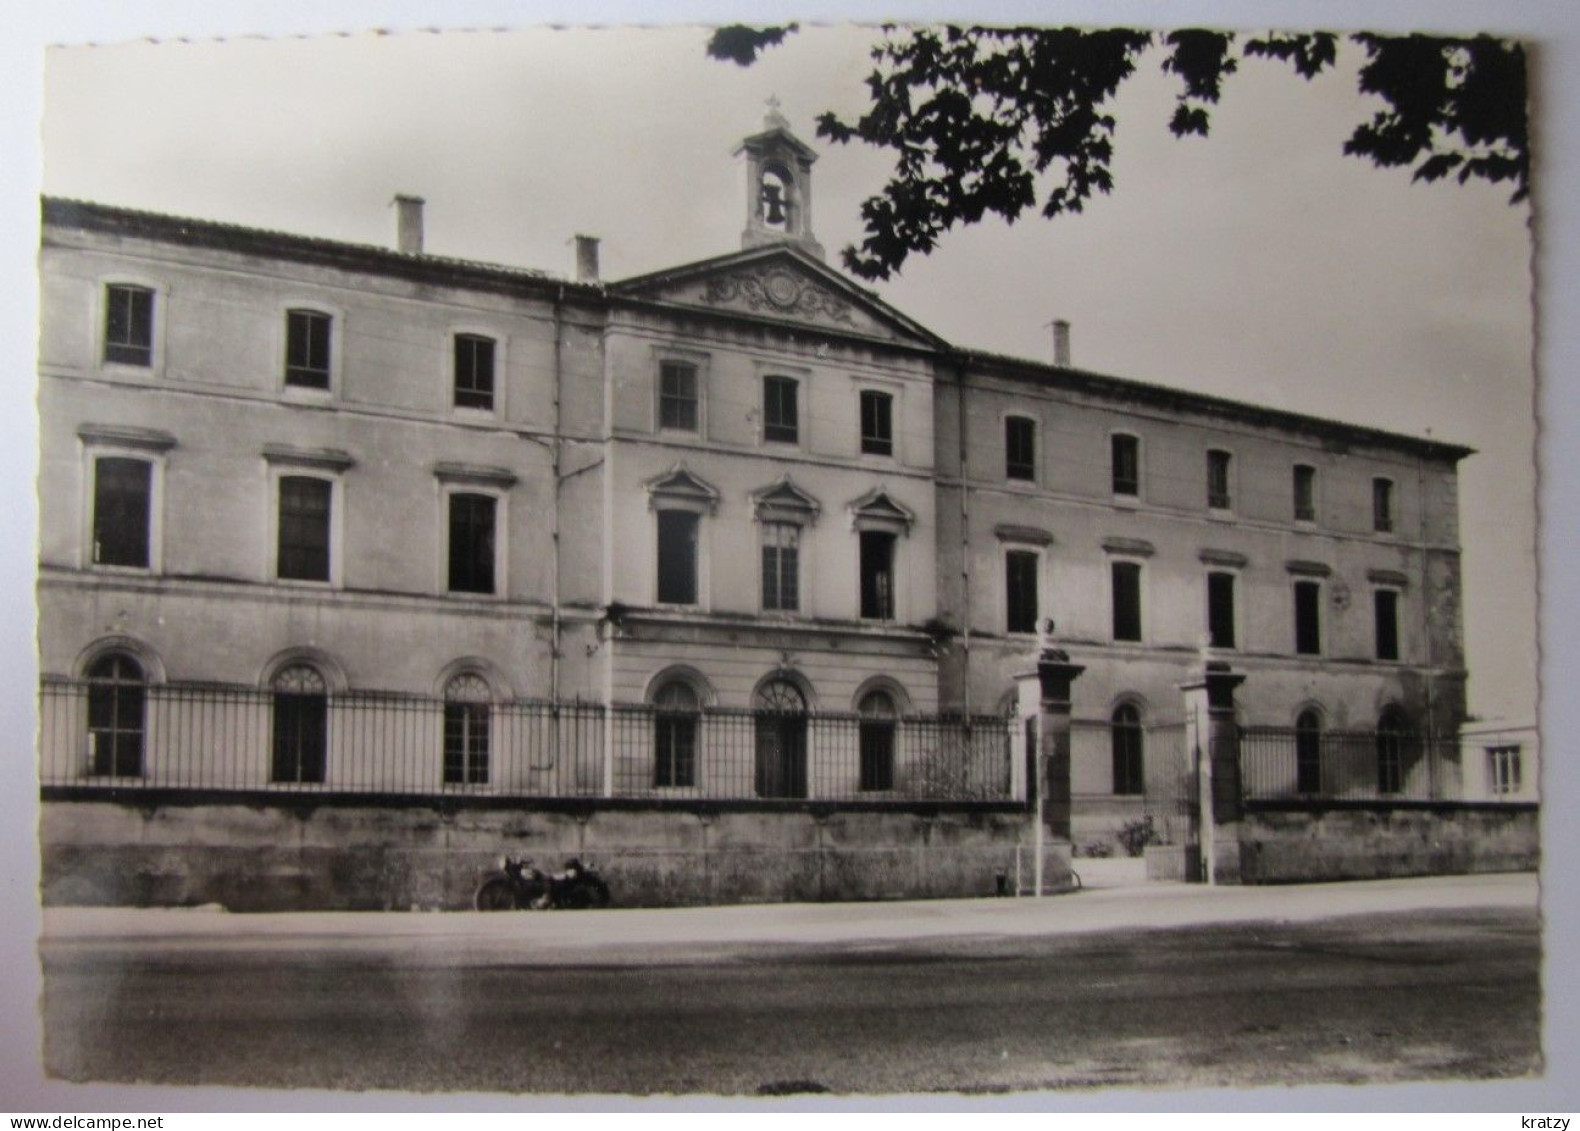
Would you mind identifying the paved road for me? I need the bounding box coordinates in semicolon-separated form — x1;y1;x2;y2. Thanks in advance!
41;888;1540;1096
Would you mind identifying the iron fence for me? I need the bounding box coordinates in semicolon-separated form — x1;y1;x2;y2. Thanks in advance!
38;678;1013;804
1239;725;1460;802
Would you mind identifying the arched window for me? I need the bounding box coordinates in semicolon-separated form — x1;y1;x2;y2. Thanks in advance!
858;690;897;792
272;663;327;784
653;680;700;789
87;652;145;777
443;673;491;786
754;678;807;799
1376;706;1409;795
1295;709;1322;794
1111;703;1144;796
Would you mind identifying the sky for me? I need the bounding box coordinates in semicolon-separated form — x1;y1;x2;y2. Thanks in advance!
4;0;1578;1114
34;20;1537;722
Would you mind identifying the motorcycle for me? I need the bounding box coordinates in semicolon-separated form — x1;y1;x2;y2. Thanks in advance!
473;855;611;911
544;857;612;910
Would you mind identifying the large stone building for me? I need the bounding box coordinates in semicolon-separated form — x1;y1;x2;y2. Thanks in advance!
35;112;1484;904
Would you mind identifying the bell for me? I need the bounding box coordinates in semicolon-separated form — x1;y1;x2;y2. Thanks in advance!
762;183;787;225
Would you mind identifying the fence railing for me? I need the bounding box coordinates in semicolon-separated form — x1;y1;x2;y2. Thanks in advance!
39;675;1474;808
39;679;1014;804
1068;717;1465;811
1239;725;1460;802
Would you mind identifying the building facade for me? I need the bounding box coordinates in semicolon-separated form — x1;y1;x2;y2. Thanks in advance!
36;113;1478;898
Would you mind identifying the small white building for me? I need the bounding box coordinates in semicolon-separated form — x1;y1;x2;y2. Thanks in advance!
1460;720;1539;802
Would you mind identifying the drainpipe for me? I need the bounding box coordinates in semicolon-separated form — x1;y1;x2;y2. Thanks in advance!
550;290;565;766
600;316;616;799
956;359;972;719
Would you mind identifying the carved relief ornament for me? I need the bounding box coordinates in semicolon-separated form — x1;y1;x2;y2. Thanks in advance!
703;269;856;326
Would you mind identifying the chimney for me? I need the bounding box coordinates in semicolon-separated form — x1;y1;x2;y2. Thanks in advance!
1052;319;1071;368
575;235;601;283
393;194;425;255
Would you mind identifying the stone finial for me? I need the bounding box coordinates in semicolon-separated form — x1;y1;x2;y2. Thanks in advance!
1038;617;1070;663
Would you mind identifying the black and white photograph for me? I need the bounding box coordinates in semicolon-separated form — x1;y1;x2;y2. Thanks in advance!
5;0;1572;1110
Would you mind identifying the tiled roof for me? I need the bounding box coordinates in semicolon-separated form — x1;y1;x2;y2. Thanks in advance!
42;197;591;298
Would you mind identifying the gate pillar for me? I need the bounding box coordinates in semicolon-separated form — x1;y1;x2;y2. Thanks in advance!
1181;660;1246;885
1016;642;1084;895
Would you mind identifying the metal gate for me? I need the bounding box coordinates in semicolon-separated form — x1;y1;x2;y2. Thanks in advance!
1142;722;1201;880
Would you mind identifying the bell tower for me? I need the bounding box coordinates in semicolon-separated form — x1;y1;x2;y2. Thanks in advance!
737;97;824;260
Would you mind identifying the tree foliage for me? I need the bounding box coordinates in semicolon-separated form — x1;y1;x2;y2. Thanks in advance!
708;25;1528;280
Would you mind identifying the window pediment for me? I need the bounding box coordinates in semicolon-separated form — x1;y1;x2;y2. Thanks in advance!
645;463;720;514
848;486;914;533
263;444;355;473
1102;536;1156;558
433;461;518;489
78;424;177;453
750;476;821;525
1367;568;1409;588
995;524;1054;547
1199;548;1248;568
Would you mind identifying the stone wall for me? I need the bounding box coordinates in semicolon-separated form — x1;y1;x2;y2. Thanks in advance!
1238;802;1538;883
40;795;1068;911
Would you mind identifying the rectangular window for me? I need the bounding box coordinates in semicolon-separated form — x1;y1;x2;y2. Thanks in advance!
660;361;699;432
1374;588;1400;661
285;309;332;389
271;690;327;784
1112;434;1139;497
1005;416;1036;481
1207;449;1232;510
1112;561;1142;643
1487;745;1522;795
860;390;894;456
92;457;152;568
104;284;154;366
448;493;497;595
1294;580;1322;655
761;522;800;612
1373;478;1394;533
656;510;699;605
454;334;495;411
1005;550;1039;635
1207;571;1236;649
1376;732;1403;795
277;476;332;582
763;375;799;443
443;702;490;785
859;721;895;791
1111;717;1144;796
1296;723;1322;795
87;660;145;778
859;531;896;620
1293;464;1316;522
655;713;698;788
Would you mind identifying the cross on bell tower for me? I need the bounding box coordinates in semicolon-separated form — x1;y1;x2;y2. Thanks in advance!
736;97;825;260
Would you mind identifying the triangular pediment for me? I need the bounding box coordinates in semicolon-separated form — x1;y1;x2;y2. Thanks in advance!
750;476;821;523
849;487;915;531
644;464;721;512
610;247;944;348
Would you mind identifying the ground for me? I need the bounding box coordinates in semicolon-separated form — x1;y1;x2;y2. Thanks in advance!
37;874;1541;1097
